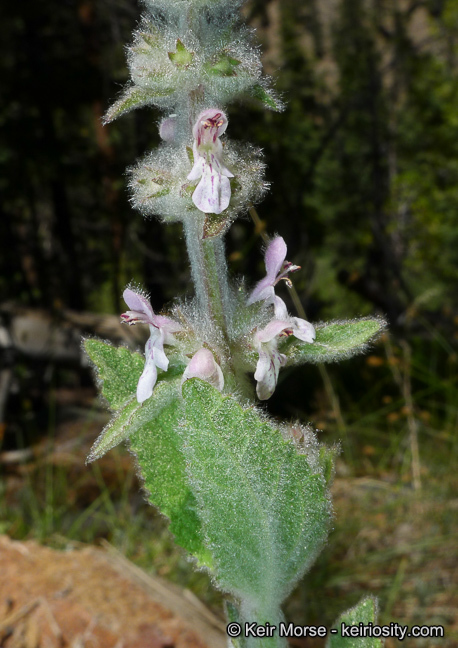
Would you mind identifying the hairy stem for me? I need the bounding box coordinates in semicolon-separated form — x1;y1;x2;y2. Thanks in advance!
183;217;231;336
234;601;287;648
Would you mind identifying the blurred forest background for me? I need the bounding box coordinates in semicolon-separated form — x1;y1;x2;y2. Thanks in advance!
0;0;457;645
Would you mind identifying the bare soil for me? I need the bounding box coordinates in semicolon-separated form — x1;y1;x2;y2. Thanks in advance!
0;535;226;648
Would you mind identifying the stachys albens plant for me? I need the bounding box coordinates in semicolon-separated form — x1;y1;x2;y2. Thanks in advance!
84;1;386;645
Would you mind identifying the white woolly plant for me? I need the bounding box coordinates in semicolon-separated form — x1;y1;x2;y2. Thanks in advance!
85;1;386;646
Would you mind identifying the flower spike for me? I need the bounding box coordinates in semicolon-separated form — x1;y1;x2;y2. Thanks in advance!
187;108;234;215
121;288;182;403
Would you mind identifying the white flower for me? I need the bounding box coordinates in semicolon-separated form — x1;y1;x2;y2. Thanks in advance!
254;317;315;401
187;108;234;214
121;288;182;403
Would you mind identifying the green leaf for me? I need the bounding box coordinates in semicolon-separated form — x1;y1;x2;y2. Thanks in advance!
135;175;171;198
87;396;138;462
84;339;203;561
326;597;383;648
318;445;338;488
181;379;331;606
186;145;194;166
84;339;144;410
84;339;186;460
251;84;284;111
129;381;211;566
168;39;194;68
103;85;174;124
86;375;183;463
283;317;386;366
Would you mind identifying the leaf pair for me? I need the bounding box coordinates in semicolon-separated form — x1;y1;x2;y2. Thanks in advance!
84;314;385;612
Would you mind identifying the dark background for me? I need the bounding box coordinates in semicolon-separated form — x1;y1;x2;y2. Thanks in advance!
2;0;458;319
2;0;457;437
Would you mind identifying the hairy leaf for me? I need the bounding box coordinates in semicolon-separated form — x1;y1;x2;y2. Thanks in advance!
87;396;137;463
84;339;204;561
251;84;284;111
283;317;386;366
129;384;211;566
327;597;383;648
84;339;144;410
206;53;241;77
87;378;177;463
181;379;331;606
103;85;174;124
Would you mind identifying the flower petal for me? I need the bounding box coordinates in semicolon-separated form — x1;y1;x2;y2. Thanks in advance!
254;347;286;400
192;108;228;143
120;289;182;402
192;164;231;214
291;317;316;343
264;237;287;282
248;237;287;306
273;296;289;320
187;151;205;181
137;337;158;403
255;319;291;345
159;114;177;142
247;281;275;306
153;314;182;335
122;288;154;324
218;159;234;178
148;328;168;373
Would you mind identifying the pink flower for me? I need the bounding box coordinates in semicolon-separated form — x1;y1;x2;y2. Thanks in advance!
181;348;224;391
254;317;315;401
121;288;182;403
248;236;300;319
187;108;234;214
248;237;316;398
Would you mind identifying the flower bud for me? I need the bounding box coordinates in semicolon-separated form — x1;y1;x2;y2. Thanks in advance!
181;348;224;391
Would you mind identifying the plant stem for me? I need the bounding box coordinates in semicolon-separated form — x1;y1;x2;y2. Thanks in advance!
183;217;256;396
234;601;287;648
183;216;230;334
